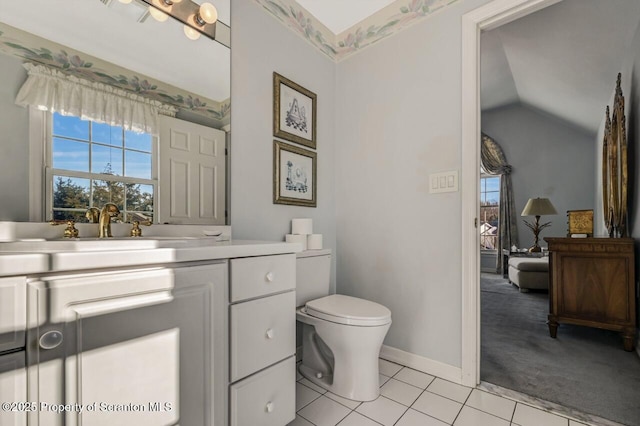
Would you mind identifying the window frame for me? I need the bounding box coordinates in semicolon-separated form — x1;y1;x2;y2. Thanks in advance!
43;112;159;223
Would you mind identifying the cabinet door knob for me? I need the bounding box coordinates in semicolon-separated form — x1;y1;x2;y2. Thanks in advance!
265;402;274;413
39;330;64;350
265;328;275;339
265;272;275;282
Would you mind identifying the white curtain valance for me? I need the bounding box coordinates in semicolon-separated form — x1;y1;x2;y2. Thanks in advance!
15;63;177;135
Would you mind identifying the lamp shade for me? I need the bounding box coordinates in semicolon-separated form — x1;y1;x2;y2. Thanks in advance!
521;198;557;216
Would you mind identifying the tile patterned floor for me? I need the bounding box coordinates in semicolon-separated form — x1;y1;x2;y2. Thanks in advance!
289;358;616;426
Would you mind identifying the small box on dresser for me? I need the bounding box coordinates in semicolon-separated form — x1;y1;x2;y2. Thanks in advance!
545;237;636;351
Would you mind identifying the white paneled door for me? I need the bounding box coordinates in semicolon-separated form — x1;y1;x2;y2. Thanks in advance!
159;116;226;224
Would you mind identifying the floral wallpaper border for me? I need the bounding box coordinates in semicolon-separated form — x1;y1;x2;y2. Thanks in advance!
254;0;460;62
0;22;230;127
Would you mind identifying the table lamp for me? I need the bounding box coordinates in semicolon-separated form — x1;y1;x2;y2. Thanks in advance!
521;197;557;252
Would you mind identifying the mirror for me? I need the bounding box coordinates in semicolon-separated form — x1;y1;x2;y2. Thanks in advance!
0;0;230;225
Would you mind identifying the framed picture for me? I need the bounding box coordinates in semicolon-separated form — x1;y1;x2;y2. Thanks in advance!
274;140;317;207
273;72;317;149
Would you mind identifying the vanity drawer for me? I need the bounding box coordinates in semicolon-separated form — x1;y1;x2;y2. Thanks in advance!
230;356;295;426
230;254;295;302
0;277;26;353
230;291;295;381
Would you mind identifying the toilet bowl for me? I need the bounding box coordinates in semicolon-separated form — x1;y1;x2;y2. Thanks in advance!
296;293;391;401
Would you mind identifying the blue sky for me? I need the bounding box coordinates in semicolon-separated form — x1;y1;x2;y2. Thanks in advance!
53;113;152;178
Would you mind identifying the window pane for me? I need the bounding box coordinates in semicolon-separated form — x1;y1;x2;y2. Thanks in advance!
126;212;154;223
52;176;90;209
126;183;154;212
92;180;125;212
125;151;152;179
125;130;152;152
92;145;123;175
485;177;500;192
92;122;124;147
53;113;89;140
486;192;499;205
52;138;89;172
52;210;88;222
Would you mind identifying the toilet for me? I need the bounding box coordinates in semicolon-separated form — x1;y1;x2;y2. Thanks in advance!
296;250;391;402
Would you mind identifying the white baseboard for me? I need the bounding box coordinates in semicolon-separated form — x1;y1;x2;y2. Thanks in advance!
379;345;462;384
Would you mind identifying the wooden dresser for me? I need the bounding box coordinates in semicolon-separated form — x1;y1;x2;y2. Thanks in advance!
544;237;636;351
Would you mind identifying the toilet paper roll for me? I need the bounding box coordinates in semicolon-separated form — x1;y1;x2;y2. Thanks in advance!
291;218;313;235
285;234;307;251
307;234;323;250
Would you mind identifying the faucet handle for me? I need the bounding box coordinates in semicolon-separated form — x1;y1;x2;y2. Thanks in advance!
130;221;143;237
129;220;151;237
63;221;79;239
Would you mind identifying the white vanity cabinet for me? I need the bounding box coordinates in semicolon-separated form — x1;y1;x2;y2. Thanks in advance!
0;351;27;426
0;277;26;353
229;254;296;426
0;241;298;426
25;262;227;426
0;277;27;426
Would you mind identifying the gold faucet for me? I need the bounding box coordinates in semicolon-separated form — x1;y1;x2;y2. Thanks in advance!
99;203;121;238
85;207;100;224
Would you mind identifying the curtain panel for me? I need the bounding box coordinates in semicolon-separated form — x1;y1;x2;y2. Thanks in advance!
481;133;519;273
15;63;177;135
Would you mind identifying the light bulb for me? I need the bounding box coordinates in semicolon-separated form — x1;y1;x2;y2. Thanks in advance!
198;3;218;24
149;6;168;22
183;25;201;40
119;0;133;3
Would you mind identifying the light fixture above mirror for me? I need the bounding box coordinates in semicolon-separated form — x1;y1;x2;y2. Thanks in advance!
118;0;221;43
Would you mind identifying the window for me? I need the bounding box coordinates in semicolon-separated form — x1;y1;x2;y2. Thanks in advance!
480;175;500;250
48;112;156;223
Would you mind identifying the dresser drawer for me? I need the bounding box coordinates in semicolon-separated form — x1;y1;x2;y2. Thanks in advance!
230;356;295;426
0;277;26;353
230;291;295;381
230;254;295;302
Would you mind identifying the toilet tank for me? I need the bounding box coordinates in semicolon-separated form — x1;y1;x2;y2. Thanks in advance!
296;249;331;307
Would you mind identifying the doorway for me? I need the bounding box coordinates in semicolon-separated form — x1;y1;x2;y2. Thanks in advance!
462;0;640;424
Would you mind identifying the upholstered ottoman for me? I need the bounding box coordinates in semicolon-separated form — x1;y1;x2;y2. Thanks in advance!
508;256;549;292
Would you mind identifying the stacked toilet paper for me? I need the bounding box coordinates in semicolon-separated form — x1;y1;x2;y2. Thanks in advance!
285;218;323;251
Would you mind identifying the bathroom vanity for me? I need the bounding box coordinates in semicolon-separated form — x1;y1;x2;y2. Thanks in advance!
0;226;298;426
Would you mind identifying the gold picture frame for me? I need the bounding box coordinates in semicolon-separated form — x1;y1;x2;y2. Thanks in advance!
273;141;317;207
602;73;628;237
567;209;594;236
273;72;317;149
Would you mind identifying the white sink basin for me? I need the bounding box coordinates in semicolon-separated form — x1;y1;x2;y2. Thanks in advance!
0;236;223;252
0;238;159;252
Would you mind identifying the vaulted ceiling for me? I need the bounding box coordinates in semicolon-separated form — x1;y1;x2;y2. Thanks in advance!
481;0;640;135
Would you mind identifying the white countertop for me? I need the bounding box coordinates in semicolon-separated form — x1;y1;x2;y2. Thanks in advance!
0;239;303;277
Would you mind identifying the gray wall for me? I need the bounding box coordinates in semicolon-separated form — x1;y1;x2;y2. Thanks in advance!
482;104;596;249
0;54;29;221
334;0;493;368
617;18;640;352
230;1;337;291
592;18;640;350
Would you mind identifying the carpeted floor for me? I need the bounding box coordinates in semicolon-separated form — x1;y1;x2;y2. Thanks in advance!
480;273;640;426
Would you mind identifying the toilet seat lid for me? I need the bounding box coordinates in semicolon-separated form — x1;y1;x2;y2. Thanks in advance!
305;294;391;326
